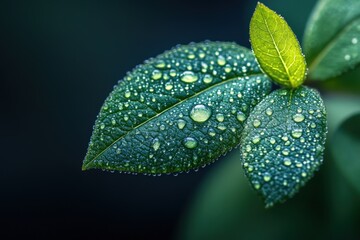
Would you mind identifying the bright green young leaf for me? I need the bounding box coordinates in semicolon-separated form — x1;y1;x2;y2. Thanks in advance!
239;86;327;207
83;42;272;174
250;3;307;88
304;0;360;80
331;113;360;194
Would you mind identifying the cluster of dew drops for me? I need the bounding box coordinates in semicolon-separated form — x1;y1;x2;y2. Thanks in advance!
240;88;326;200
92;42;268;175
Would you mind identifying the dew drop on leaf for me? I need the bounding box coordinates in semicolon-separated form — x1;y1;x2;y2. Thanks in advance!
190;104;211;123
293;113;305;122
181;71;198;83
183;137;198;149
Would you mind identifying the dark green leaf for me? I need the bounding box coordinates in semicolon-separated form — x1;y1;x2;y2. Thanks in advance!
83;42;272;174
304;0;360;80
239;86;327;207
331;113;360;193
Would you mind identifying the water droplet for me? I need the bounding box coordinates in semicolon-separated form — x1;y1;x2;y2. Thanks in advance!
352;38;358;44
151;70;162;80
155;60;166;69
216;113;224;122
282;149;290;156
301;172;307;177
124;90;131;98
190;104;211;123
293;113;305;122
203;74;213;84
100;123;105;129
310;123;316;128
181;71;198;83
269;138;276;144
217;123;226;131
263;172;271;182
296;162;303;168
111;118;116;125
152;138;160;151
265;108;273;116
160;125;165;131
165;82;173;90
344;54;351;61
208;128;216;136
177;119;186;129
245;145;252;152
291;129;303;138
283;158;292;166
253;181;261;189
116;148;121;154
183;137;198;149
253;119;261;128
224;64;232;73
187;53;195;59
236;111;246;122
217;56;226;66
169;69;177;77
252;135;261;144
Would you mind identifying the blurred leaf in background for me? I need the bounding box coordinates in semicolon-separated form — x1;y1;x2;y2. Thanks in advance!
331;114;360;194
177;149;360;240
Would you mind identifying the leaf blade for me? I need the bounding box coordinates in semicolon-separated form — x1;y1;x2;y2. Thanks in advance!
239;86;327;207
304;0;360;80
83;42;272;174
250;3;307;88
331;113;360;194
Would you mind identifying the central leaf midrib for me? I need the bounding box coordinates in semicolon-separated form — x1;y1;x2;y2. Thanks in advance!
259;7;293;87
84;72;265;169
308;15;360;74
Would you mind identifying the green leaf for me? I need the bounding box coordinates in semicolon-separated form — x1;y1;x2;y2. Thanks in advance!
83;41;272;174
250;3;307;88
239;86;327;207
304;0;360;80
324;94;360;136
331;113;360;194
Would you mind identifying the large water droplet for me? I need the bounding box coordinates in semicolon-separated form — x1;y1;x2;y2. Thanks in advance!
263;172;271;182
217;123;226;131
151;70;162;80
152;138;160;151
283;158;292;166
190;104;211;123
293;113;305;122
124;90;131;98
155;60;166;69
237;111;246;122
165;82;173;90
183;137;198;149
217;56;226;66
253;119;261;128
208;128;216;136
252;135;261;144
265;108;273;116
203;74;213;84
216;113;224;122
181;71;198;83
291;129;303;138
177;119;186;130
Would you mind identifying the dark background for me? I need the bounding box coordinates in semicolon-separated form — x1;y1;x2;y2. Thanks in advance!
0;0;318;239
